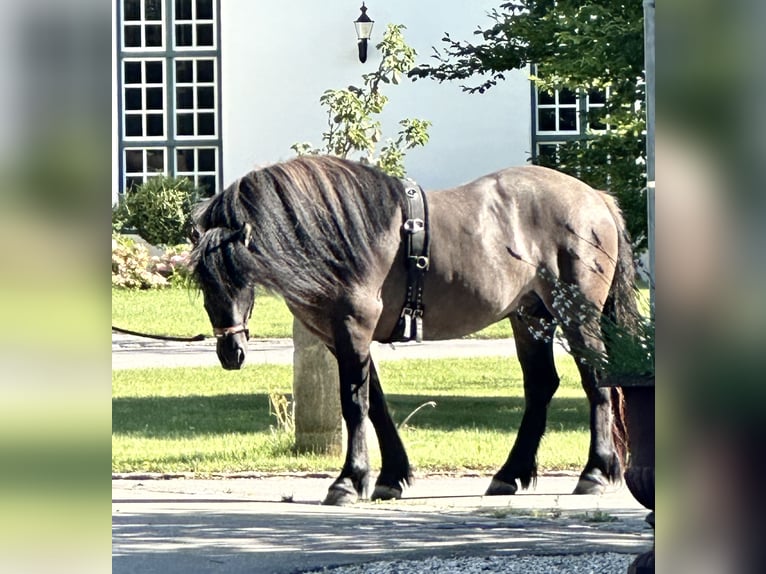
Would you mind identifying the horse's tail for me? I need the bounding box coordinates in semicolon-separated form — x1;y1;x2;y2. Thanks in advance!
600;191;639;468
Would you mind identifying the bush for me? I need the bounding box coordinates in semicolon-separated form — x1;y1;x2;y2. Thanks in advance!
112;234;167;289
124;175;201;246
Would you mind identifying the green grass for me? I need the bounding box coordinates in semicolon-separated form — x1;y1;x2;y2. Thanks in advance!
112;355;591;475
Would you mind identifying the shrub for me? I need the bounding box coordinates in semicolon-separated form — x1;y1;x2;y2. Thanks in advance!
112;234;167;289
124;175;201;246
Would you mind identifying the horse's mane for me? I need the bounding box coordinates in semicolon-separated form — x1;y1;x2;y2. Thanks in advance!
190;155;405;306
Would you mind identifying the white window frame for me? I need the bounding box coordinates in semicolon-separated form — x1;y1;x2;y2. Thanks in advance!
121;0;166;51
175;146;219;194
536;87;580;135
122;58;167;142
173;0;217;51
173;57;218;140
123;147;168;192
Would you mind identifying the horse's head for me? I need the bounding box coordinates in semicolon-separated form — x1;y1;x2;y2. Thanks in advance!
190;224;256;370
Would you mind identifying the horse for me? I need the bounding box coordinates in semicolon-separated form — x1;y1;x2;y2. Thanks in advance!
189;155;638;506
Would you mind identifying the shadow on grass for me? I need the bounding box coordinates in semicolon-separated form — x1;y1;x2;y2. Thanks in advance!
112;393;589;438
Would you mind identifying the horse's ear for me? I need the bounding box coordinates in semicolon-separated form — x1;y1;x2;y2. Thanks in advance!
241;222;253;246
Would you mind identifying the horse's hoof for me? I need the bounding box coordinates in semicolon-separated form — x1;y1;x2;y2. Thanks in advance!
371;485;402;501
485;477;518;496
573;477;607;495
322;485;359;506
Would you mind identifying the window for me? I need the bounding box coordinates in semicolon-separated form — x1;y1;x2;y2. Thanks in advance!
117;0;221;200
176;147;218;196
174;58;217;138
174;0;216;49
124;147;167;191
122;59;166;139
531;71;612;165
122;0;165;50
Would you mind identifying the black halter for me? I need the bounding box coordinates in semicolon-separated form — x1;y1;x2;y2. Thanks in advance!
387;178;430;343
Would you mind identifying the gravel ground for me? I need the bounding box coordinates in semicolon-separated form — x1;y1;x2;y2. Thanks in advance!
308;552;637;573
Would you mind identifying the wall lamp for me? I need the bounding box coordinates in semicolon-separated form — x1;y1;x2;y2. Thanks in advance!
353;3;374;63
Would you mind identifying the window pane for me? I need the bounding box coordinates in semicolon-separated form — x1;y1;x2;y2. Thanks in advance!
176;87;194;109
125;88;142;110
559;88;576;104
559;109;577;131
146;87;163;110
146;114;164;136
124;25;141;47
145;0;162;21
146;149;165;171
176;60;193;82
198;148;215;171
126;176;144;191
125;61;142;84
177;113;194;135
197;60;214;82
538;90;555;105
196;24;213;46
124;0;141;21
588;89;606;105
196;0;213;20
537;144;559;166
198;113;215;135
538;109;556;131
176;24;193;46
176;148;195;171
145;25;162;47
125;149;144;172
199;175;216;197
175;0;192;20
197;86;214;109
126;114;143;137
145;61;163;83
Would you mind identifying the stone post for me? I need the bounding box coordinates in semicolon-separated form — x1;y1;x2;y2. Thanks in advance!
292;318;343;455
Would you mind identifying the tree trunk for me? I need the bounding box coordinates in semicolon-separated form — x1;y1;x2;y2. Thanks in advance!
292;318;342;455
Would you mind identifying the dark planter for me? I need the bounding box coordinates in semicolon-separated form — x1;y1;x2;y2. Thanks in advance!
603;375;655;574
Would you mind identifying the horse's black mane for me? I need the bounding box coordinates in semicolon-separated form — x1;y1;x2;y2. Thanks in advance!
190;155;405;306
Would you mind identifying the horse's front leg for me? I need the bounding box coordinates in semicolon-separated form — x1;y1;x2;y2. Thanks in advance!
368;359;412;500
322;324;376;506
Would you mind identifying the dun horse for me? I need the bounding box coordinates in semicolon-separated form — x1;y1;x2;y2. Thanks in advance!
189;155;637;506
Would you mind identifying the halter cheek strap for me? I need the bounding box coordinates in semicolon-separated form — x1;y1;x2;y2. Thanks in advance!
213;324;250;339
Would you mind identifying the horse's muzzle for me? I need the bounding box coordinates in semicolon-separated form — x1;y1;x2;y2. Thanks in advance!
216;332;248;370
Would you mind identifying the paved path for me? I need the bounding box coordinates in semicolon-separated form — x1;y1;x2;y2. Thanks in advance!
112;333;568;370
112;474;652;574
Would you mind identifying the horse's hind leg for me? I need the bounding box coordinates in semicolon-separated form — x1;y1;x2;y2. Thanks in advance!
486;299;559;495
566;328;624;495
368;359;413;501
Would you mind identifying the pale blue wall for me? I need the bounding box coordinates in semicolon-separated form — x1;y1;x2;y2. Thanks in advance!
221;1;530;190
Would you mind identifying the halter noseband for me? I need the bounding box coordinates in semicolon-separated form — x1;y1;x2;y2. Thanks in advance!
213;324;250;339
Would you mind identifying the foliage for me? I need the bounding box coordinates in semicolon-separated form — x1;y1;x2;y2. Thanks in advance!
112;199;131;234
123;175;201;246
111;233;168;290
112;234;194;291
410;1;648;251
292;24;431;177
522;268;654;378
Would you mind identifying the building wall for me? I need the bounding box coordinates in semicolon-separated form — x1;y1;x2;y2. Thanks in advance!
220;0;531;190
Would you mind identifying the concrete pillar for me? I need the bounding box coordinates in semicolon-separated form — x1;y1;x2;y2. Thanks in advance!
291;317;343;455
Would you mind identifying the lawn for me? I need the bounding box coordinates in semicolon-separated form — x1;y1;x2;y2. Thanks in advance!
112;354;590;475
